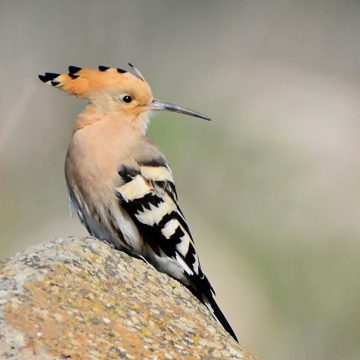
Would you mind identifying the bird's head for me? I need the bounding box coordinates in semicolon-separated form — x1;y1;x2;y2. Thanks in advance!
39;64;210;132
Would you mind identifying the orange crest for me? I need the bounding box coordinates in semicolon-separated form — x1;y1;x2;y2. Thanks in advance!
38;64;152;100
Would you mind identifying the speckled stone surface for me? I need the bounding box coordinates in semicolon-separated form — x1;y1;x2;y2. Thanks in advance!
0;237;257;359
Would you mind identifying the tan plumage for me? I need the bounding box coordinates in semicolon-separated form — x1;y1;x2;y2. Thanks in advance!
39;64;237;341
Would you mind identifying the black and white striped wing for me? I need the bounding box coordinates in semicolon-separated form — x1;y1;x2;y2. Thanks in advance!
115;158;208;284
115;157;238;342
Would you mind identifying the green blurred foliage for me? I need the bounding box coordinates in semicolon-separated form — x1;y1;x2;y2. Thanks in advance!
1;1;360;359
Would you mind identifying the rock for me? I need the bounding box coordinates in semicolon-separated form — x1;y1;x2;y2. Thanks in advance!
0;236;257;359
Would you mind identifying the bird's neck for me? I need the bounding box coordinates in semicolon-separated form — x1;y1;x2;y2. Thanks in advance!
67;110;144;192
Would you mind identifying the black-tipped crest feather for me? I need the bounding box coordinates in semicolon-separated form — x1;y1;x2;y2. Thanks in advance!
68;65;81;74
38;72;59;82
128;62;144;81
98;65;110;71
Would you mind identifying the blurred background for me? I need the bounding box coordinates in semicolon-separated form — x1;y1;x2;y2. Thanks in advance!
1;0;360;359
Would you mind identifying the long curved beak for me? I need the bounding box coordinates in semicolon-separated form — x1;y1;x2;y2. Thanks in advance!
150;99;211;121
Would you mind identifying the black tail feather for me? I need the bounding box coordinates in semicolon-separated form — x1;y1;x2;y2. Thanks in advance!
203;293;238;342
187;279;238;342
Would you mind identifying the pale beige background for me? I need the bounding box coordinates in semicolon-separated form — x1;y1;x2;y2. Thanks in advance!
1;1;360;359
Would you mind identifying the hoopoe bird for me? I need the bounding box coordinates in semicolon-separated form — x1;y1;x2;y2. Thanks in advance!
39;64;238;342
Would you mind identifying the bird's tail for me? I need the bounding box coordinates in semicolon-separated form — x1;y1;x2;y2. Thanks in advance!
187;268;238;342
202;293;239;342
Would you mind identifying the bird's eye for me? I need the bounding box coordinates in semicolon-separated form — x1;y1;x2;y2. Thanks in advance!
122;95;132;103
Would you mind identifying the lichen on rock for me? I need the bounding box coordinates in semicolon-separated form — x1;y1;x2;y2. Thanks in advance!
0;236;257;359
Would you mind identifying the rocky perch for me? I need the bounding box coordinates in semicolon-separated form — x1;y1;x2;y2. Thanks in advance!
0;236;257;359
